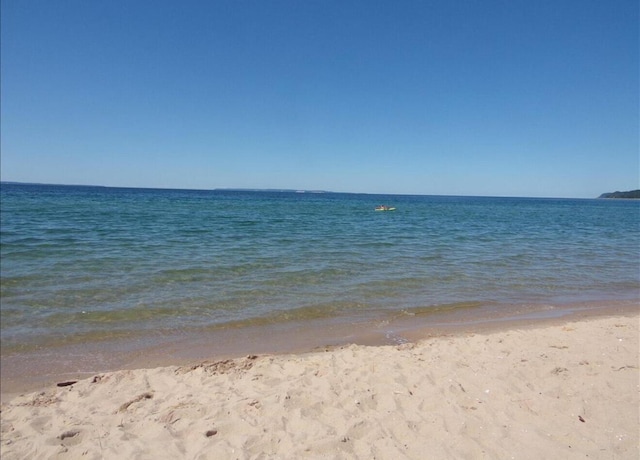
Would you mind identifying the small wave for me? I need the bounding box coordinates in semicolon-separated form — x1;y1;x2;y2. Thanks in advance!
400;301;487;317
385;332;409;345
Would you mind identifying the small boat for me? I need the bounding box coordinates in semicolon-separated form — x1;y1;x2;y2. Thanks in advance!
375;205;396;211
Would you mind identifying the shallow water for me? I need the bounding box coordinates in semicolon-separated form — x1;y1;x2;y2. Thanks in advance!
1;183;638;382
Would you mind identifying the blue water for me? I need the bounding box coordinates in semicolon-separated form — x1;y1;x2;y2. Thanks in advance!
1;183;639;358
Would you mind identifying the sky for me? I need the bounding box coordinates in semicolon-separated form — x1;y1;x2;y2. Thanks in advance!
1;0;638;198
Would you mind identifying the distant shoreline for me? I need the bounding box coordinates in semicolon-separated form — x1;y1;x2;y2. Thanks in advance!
0;181;331;195
1;181;632;200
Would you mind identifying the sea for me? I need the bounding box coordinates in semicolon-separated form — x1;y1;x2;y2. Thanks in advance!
1;183;638;391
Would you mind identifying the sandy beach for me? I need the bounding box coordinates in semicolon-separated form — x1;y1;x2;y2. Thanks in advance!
1;311;638;459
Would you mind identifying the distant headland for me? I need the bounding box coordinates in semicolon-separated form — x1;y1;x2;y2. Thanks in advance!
214;188;330;194
598;190;640;199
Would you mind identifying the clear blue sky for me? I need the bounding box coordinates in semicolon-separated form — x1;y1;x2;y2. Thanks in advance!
1;0;638;197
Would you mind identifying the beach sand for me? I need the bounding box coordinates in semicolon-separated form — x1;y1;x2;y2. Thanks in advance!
1;312;638;459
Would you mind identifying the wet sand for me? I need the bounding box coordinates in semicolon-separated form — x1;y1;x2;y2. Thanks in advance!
1;299;635;399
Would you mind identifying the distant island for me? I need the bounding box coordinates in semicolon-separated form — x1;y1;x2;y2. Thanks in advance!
598;190;640;199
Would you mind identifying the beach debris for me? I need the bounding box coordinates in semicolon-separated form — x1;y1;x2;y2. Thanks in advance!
205;429;218;437
578;415;586;423
551;367;568;375
20;391;60;407
177;356;256;376
205;359;240;374
118;392;153;412
56;381;78;387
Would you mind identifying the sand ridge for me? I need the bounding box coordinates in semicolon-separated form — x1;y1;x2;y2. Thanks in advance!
1;313;638;459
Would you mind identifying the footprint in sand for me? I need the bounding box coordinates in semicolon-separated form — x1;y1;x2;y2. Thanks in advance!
48;428;84;448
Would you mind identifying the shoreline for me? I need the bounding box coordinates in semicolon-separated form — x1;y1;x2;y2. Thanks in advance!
1;308;637;458
1;299;637;401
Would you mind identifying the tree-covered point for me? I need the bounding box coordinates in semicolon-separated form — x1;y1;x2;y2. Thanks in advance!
598;190;640;199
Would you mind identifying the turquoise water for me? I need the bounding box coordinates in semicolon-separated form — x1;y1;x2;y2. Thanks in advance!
1;183;639;358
